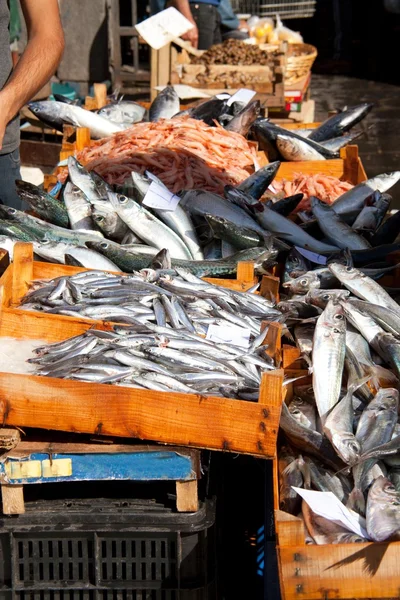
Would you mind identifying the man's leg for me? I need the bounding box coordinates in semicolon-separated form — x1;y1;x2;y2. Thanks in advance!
0;148;25;210
190;3;219;50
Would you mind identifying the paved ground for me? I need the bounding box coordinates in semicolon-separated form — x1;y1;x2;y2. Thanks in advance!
311;74;400;206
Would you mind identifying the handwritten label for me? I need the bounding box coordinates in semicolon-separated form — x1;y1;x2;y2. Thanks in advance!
143;181;180;211
292;487;369;539
295;246;328;265
206;324;251;348
227;88;256;107
135;8;194;50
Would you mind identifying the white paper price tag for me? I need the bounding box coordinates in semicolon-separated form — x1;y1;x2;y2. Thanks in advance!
135;8;194;50
292;487;369;539
295;246;328;265
227;88;256;107
206;324;251;348
143;181;180;211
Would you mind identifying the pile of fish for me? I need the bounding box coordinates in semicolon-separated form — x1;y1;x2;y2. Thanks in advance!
28;88;373;166
251;103;373;162
25;268;282;400
278;253;400;544
1;156;292;275
1;149;400;281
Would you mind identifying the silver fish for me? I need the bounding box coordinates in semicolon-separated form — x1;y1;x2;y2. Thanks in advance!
366;476;400;542
312;300;346;421
329;263;400;314
29;101;124;138
149;86;180;121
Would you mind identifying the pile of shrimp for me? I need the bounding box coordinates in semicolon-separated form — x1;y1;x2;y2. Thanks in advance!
71;117;257;194
272;173;354;212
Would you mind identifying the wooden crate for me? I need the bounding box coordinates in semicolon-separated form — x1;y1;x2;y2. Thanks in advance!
0;308;284;459
0;243;259;314
151;41;286;109
271;145;368;186
273;346;400;600
0;242;283;457
0;429;201;515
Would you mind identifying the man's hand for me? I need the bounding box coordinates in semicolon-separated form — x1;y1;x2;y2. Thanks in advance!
182;21;199;48
170;0;199;48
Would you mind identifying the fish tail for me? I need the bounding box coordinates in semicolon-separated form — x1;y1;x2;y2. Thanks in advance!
365;364;399;391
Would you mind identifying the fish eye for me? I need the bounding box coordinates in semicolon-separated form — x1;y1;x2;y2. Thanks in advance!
333;328;341;333
9;208;16;215
119;196;128;204
334;314;344;320
345;267;352;272
323;294;330;300
300;279;308;286
291;409;300;415
307;387;313;394
100;242;108;249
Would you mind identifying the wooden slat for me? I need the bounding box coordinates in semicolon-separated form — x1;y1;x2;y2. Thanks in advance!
341;145;361;185
150;47;158;102
236;261;255;282
75;127;91;151
0;370;281;457
282;345;302;369
11;243;33;305
176;480;198;512
278;541;400;600
275;510;305;547
93;83;108;109
260;274;280;303
1;485;25;514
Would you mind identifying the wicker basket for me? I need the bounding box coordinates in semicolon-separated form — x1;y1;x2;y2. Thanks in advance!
285;43;317;85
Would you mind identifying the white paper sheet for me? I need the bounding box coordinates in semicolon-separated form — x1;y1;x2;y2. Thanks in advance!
155;84;211;100
292;487;370;539
206;324;251;348
135;8;194;50
226;88;257;107
143;181;180;211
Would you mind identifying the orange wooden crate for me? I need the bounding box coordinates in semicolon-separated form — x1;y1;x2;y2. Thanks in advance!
273;347;400;600
0;243;283;457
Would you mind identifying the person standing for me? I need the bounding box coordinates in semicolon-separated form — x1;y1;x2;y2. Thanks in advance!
0;0;64;209
170;0;222;49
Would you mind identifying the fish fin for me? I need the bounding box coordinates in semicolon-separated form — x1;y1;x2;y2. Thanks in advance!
346;374;372;395
346;488;366;516
297;458;311;489
365;364;399;389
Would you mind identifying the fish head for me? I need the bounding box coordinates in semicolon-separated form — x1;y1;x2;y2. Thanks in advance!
328;262;364;283
289;405;313;429
282;272;320;294
307;289;350;309
371;387;399;414
28;100;57;117
0;205;18;219
320;299;346;335
369;475;400;505
332;434;361;465
368;171;400;193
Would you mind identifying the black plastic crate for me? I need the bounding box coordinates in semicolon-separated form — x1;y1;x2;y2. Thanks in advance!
0;497;216;600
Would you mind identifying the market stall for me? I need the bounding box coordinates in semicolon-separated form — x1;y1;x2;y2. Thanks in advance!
0;6;399;599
